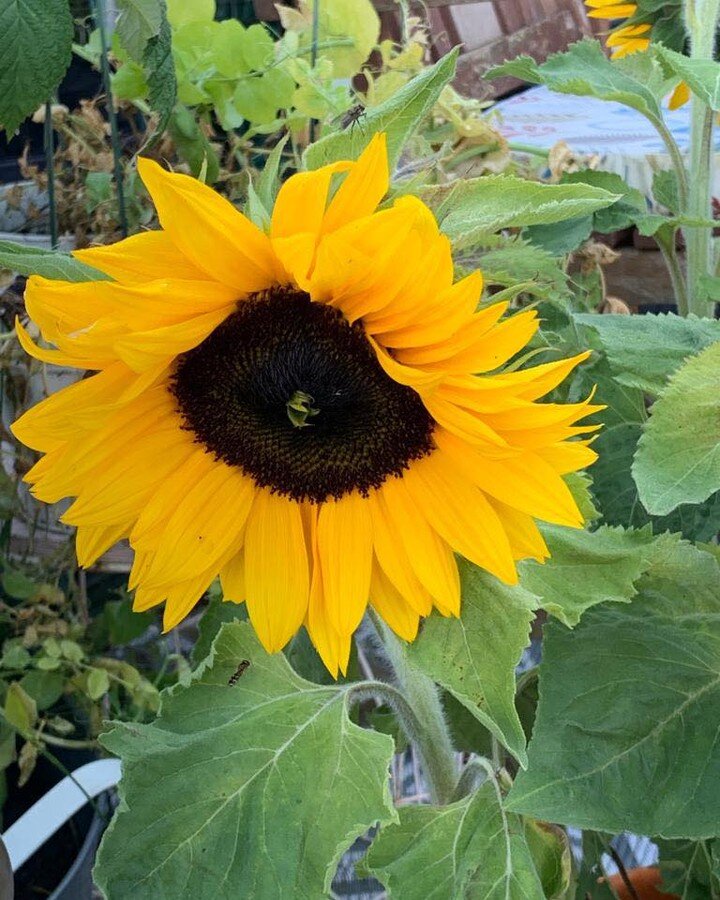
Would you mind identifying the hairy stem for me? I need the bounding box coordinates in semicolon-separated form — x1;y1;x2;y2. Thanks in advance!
367;611;458;804
656;229;689;314
683;0;720;316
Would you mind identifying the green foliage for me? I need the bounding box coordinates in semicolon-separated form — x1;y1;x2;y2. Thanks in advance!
633;341;720;514
304;50;459;170
0;0;73;135
518;525;659;627
0;241;110;283
420;176;619;250
167;104;219;181
656;45;720;109
407;560;537;767
572;354;720;540
488;39;672;127
657;838;720;899
564;170;647;234
116;0;163;61
575;312;720;396
365;780;548;899
281;0;380;79
96;621;396;899
143;7;177;138
507;539;720;839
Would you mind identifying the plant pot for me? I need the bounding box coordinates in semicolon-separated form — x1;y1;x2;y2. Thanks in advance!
3;749;117;899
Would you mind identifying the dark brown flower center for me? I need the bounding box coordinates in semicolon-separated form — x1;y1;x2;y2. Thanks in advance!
170;287;435;503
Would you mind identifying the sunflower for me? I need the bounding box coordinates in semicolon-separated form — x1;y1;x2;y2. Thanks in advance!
12;133;599;676
585;0;690;108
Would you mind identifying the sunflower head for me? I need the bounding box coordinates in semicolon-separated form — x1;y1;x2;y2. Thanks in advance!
12;133;600;676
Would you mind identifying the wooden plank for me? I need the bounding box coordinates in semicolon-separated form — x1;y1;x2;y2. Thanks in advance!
453;11;589;98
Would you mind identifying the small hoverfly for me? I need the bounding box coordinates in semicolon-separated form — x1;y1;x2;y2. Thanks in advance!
228;659;250;685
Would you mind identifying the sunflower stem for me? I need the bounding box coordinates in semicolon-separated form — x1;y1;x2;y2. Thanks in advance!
367;610;458;805
683;0;720;317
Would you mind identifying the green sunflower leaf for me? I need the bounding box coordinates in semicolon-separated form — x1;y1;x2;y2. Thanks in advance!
0;240;109;282
116;0;163;61
575;312;720;396
654;45;720;109
303;49;459;172
519;525;659;627
633;341;720;515
573;356;720;540
142;6;177;141
506;539;720;839
406;560;538;767
364;780;547;899
487;39;669;126
420;177;620;250
0;0;73;136
95;621;397;899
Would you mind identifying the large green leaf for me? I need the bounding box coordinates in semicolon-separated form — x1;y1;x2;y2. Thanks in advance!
143;4;177;139
0;0;73;135
116;0;163;61
421;178;619;250
95;622;396;899
303;50;458;171
656;838;720;900
0;241;109;282
407;560;537;767
655;45;720;109
518;525;658;627
633;342;720;515
365;781;546;899
488;39;668;126
575;312;720;396
574;355;720;541
507;540;720;839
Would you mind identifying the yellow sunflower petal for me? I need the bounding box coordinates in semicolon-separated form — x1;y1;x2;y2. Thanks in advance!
367;491;433;616
62;423;195;526
587;3;637;16
11;362;132;450
403;453;518;585
606;23;652;45
113;306;234;371
317;492;373;637
245;489;310;653
137;157;279;291
142;463;254;586
486;497;550;563
378;476;461;615
368;337;443;392
15;317;109;369
76;521;130;568
271;162;352;240
370;564;420;642
305;506;351;678
669;81;691;109
321;132;389;234
379;271;483;349
220;549;245;604
611;37;651;56
436;429;584;527
72;231;207;283
534;440;598;474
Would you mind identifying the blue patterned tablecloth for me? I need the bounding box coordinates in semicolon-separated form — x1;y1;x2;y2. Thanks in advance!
494;84;720;199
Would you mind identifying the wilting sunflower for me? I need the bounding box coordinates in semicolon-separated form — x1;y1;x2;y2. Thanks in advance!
585;0;690;108
12;133;599;676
